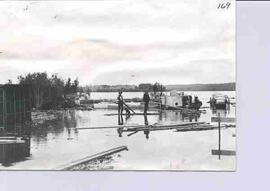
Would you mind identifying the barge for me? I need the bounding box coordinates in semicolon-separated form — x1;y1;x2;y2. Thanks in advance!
160;91;202;110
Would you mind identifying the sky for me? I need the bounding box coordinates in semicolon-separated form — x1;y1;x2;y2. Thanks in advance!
0;0;235;85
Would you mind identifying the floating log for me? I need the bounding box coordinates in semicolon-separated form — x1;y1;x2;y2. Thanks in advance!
76;122;206;131
123;123;235;133
123;122;206;132
175;125;216;132
211;117;236;123
211;149;236;156
102;103;158;110
127;131;139;136
75;122;235;134
54;146;128;170
76;124;145;130
104;112;159;116
200;106;210;109
175;124;235;132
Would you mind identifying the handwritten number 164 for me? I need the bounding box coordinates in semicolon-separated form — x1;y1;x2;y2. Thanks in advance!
218;2;231;9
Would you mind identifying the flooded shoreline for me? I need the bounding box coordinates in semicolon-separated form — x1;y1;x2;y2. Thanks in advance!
0;91;236;170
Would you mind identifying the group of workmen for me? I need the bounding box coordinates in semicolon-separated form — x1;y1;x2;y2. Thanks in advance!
117;91;150;117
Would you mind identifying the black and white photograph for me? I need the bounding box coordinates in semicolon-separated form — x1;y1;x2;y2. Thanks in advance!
0;0;235;171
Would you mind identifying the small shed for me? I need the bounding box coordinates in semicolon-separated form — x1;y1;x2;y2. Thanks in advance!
0;84;32;136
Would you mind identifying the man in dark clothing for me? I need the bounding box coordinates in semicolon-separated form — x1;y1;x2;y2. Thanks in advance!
117;91;124;124
117;91;124;114
194;96;202;110
143;91;150;114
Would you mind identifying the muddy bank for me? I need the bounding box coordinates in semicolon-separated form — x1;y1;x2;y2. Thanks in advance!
31;110;64;125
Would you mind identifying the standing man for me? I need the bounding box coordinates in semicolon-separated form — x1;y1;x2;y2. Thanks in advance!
143;91;150;114
117;91;124;125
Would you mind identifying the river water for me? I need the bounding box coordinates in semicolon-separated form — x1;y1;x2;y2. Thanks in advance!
1;91;236;170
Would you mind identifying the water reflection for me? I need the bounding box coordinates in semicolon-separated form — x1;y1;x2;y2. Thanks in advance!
63;110;77;128
125;108;131;120
118;114;124;125
67;127;79;140
116;114;150;140
31;110;80;146
159;111;201;123
143;115;150;139
211;109;229;117
117;127;123;137
29;106;231;145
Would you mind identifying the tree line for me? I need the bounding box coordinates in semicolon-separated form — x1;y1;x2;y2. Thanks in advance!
86;82;166;92
17;72;80;110
165;83;236;91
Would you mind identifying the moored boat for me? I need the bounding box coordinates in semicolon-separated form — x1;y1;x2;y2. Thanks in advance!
209;93;230;109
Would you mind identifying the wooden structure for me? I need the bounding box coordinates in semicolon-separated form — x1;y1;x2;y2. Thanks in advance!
0;137;30;164
161;91;202;110
0;84;32;136
0;84;32;164
211;113;236;159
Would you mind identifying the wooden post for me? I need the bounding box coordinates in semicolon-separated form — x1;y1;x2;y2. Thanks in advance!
218;112;221;160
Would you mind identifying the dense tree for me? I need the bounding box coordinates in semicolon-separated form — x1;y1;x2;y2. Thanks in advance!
71;78;79;93
18;72;79;109
64;78;72;94
153;82;166;93
138;83;153;91
18;72;50;108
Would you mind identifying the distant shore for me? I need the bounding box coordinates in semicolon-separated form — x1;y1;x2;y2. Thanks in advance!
89;90;235;93
86;82;235;92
